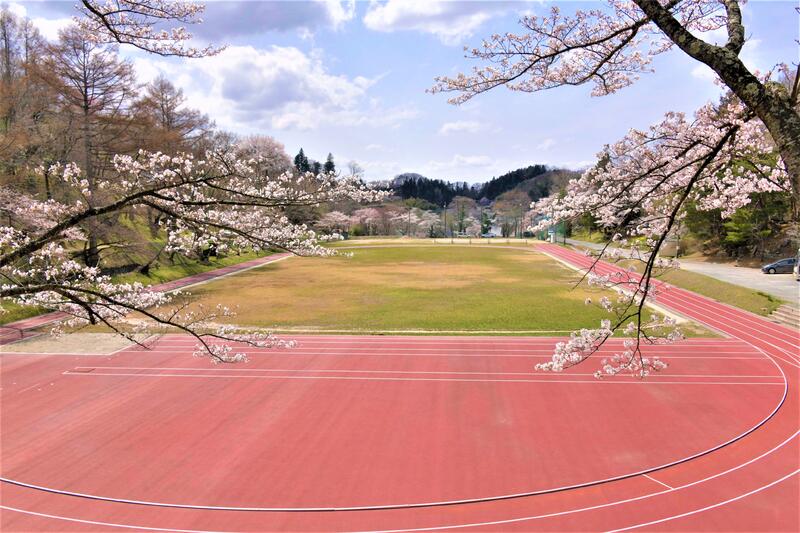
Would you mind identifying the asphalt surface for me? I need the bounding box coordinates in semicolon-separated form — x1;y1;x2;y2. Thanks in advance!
564;238;799;306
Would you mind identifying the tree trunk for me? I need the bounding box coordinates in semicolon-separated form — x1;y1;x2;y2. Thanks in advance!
633;0;800;211
82;101;100;267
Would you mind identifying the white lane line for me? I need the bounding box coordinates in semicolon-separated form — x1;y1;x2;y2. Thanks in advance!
607;469;800;533
0;506;213;533
16;382;41;394
357;437;800;531
72;366;786;379
108;350;769;360
3;438;796;533
642;474;674;490
61;371;785;386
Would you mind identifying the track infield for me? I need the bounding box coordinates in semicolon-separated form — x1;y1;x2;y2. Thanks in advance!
1;244;798;532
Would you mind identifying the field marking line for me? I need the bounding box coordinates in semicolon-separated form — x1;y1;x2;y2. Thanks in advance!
16;382;41;394
569;249;800;351
606;469;800;533
60;370;785;386
108;350;772;360
159;254;294;294
3;436;796;532
72;366;786;380
642;474;674;490
3;330;790;516
558;253;800;369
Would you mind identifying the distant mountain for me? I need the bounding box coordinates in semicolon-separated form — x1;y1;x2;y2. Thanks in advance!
391;164;575;206
393;174;475;206
513;169;581;202
478;165;548;200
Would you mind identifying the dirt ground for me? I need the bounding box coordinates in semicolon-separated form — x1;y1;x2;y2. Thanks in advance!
1;333;149;354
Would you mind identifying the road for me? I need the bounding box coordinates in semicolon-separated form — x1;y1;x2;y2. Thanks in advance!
565;238;799;305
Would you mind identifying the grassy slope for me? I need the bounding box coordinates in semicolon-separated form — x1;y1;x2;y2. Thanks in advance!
659;268;784;316
563;240;784;316
182;245;705;334
0;252;266;326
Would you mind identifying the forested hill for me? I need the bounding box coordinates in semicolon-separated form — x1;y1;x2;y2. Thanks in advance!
391;164;558;205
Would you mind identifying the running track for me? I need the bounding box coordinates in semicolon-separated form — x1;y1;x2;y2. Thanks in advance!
0;253;291;346
1;244;798;531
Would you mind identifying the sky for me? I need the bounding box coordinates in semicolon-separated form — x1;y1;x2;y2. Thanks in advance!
9;0;800;183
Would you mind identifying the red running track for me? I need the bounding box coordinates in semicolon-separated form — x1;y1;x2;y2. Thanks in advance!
0;253;291;346
1;244;798;532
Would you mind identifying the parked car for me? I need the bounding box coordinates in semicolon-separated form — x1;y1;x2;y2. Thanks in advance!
761;257;797;274
794;249;800;281
481;233;496;238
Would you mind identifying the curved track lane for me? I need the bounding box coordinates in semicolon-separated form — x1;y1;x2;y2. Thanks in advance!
1;244;797;531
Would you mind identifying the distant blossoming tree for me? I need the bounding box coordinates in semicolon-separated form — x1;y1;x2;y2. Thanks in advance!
432;0;797;376
1;151;384;362
317;210;354;234
352;208;382;235
1;2;386;361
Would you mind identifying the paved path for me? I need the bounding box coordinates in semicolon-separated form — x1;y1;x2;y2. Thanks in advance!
566;238;799;306
0;253;291;346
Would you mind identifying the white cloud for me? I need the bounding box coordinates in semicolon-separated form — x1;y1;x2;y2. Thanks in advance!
425;154;493;175
31;16;73;41
363;1;524;45
5;2;27;19
135;45;414;132
5;2;72;41
438;120;481;135
536;138;556;151
453;154;492;166
194;0;355;39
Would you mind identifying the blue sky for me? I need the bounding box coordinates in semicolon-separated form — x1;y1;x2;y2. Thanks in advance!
11;0;800;183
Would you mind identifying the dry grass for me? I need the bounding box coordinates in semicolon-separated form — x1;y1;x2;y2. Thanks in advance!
172;246;710;335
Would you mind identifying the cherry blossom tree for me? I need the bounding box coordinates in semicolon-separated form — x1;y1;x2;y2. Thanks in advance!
0;2;390;362
432;0;800;200
432;0;798;376
316;210;353;234
531;94;789;377
352;207;382;235
1;151;384;362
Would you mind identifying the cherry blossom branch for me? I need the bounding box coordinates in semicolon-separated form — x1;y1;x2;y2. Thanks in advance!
76;0;221;57
1;149;386;360
531;95;788;377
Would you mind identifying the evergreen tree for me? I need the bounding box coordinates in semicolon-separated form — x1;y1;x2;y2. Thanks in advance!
311;160;322;175
293;148;310;173
323;152;335;173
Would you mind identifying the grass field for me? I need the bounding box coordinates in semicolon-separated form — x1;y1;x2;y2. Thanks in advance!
0;251;267;326
179;245;706;334
658;268;784;316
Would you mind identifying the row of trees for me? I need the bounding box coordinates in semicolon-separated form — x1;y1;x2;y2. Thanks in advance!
293;148;335;176
392;164;556;206
315;189;538;239
0;3;384;361
0;6;301;271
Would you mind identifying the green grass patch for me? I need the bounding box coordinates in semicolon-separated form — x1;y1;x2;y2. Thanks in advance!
0;251;268;326
659;268;783;316
180;245;708;334
0;301;47;325
114;251;265;285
